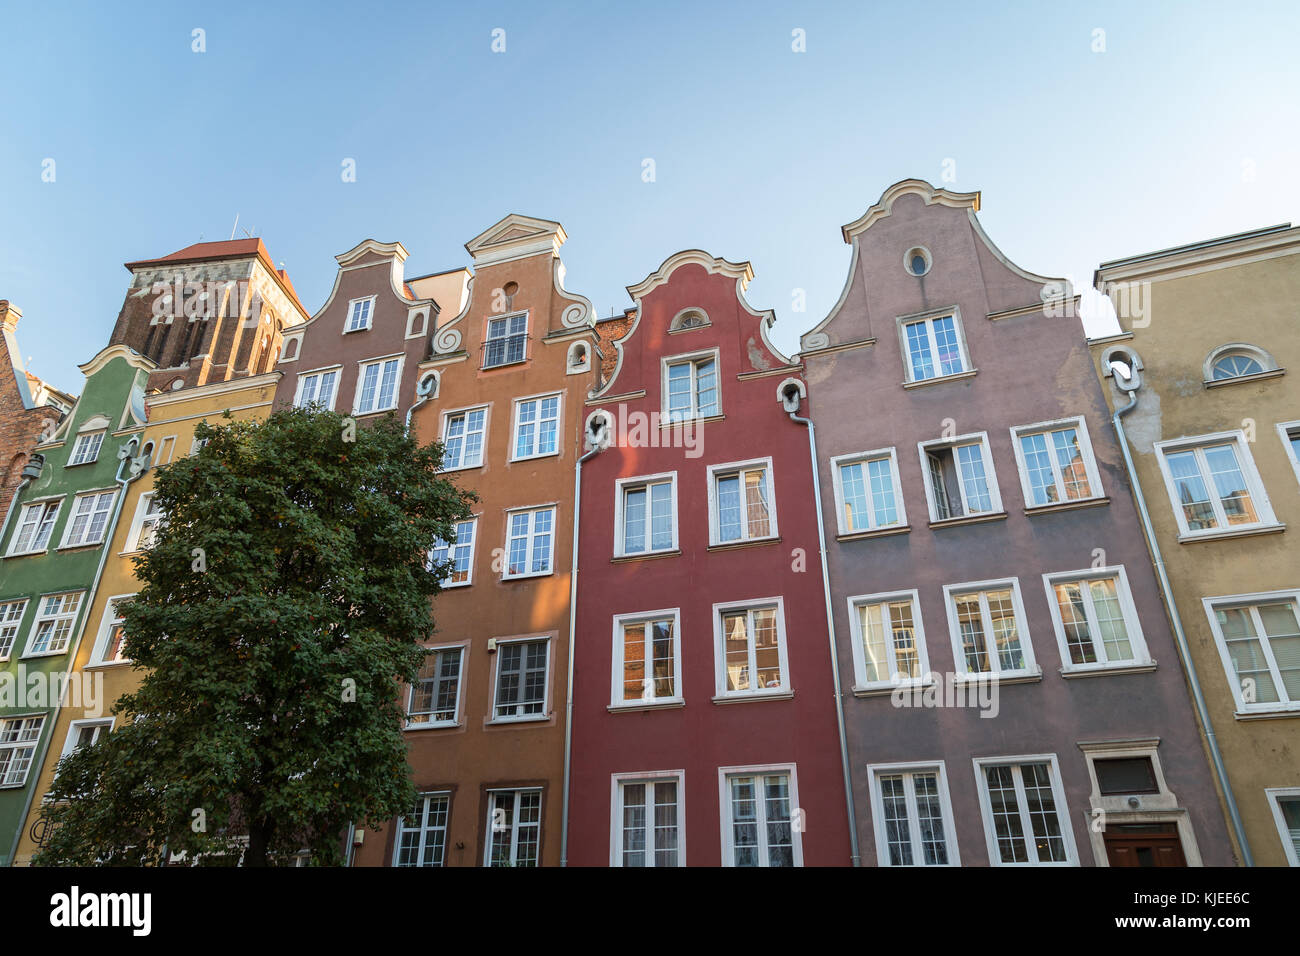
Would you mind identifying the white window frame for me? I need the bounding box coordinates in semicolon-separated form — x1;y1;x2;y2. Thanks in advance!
1276;420;1300;488
0;599;27;661
707;457;778;546
293;365;342;410
717;763;803;867
1266;787;1300;866
897;306;972;384
440;404;490;472
123;491;166;554
482;311;530;369
489;635;552;723
68;430;105;467
867;761;961;866
661;347;722;422
1202;588;1300;715
1042;566;1151;673
90;594;135;666
59;488;117;549
610;770;686;867
392;791;452;867
1154;430;1279;539
1010;416;1104;508
352;354;404;416
429;516;477;588
712;596;791;700
484;787;543;867
614;472;678;558
610;608;683;708
942;577;1038;681
7;497;62;555
22;591;85;658
510;392;562;462
405;642;466;729
847;589;931;691
830;447;907;535
502;505;557;580
917;432;1003;522
0;714;46;789
60;717;115;759
344;295;376;333
972;753;1078;866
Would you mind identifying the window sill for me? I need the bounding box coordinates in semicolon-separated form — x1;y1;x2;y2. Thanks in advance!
342;325;372;334
902;369;978;390
1204;368;1285;389
836;525;910;542
712;690;794;704
501;570;555;581
64;460;98;468
440;463;484;475
611;548;681;564
352;407;399;418
404;720;461;731
57;542;107;552
853;679;931;698
1060;661;1157;679
953;670;1042;686
486;714;549;726
85;660;132;670
659;413;724;428
1177;523;1285;544
510;451;561;464
2;549;49;559
928;512;1007;530
20;649;70;660
437;580;473;589
707;536;781;553
1232;706;1300;721
1024;497;1109;516
607;699;685;713
481;360;528;372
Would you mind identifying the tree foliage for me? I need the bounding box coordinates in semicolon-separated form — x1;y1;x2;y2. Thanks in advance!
33;407;475;866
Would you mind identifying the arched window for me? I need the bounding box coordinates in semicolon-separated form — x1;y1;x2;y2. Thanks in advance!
1203;343;1278;383
670;308;709;332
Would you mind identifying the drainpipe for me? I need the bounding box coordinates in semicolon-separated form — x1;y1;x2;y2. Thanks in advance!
560;420;606;867
1106;360;1253;866
8;436;145;865
782;385;861;867
0;456;43;553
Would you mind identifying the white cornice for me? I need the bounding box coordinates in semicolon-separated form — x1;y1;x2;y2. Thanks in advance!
336;239;409;267
1094;224;1300;288
840;179;981;242
78;344;156;377
297;239;432;333
145;370;282;408
465;214;566;266
625;249;755;300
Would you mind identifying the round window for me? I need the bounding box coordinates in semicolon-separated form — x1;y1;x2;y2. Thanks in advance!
904;247;931;277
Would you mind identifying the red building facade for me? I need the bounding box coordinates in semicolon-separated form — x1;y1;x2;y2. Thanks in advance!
568;251;852;866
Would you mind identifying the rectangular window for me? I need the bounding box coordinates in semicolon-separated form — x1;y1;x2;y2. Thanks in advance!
919;434;1001;522
944;580;1035;679
25;592;83;656
483;313;528;369
345;297;374;333
68;431;105;466
493;638;549;720
869;764;958;866
901;312;967;382
295;368;339;410
407;647;463;727
834;449;904;533
975;757;1074;866
126;492;166;552
1205;591;1300;713
93;597;133;665
722;769;799;867
504;507;555;578
616;475;676;556
512;394;560;460
1012;418;1101;507
613;610;680;706
0;600;27;660
1267;789;1300;866
61;490;117;548
9;500;61;554
1277;422;1300;488
663;352;720;421
354;357;401;415
486;789;541;867
1156;432;1276;537
0;715;45;788
1044;568;1149;671
709;459;775;545
429;518;476;587
715;600;788;697
1093;757;1159;796
441;407;487;470
849;590;928;688
61;718;113;758
393;793;450;867
614;776;682;867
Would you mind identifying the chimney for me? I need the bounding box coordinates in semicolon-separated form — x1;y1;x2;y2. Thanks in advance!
0;300;20;334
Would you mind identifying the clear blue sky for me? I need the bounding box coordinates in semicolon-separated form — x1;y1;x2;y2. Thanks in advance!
2;0;1297;393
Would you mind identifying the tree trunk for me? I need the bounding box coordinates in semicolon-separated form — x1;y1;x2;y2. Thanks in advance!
245;821;270;867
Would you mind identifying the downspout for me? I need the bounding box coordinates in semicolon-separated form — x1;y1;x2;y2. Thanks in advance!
561;422;605;867
784;388;861;867
1108;366;1253;867
8;437;144;865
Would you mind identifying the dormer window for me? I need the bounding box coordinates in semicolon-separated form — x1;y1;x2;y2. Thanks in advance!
345;297;375;333
670;308;710;332
68;431;105;466
483;313;528;369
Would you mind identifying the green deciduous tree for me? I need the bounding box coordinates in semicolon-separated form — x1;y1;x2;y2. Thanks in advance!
33;407;475;866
